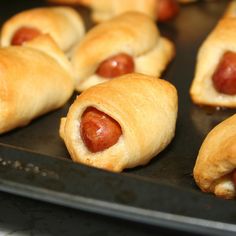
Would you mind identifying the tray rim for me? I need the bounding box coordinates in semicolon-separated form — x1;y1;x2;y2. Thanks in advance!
0;144;235;236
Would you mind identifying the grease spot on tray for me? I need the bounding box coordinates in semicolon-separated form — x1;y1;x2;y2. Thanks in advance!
0;157;59;180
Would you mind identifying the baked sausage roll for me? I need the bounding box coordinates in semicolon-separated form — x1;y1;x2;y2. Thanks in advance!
59;73;178;172
71;12;175;92
194;114;236;199
190;17;236;108
61;0;179;23
0;6;85;54
0;35;74;134
49;0;158;22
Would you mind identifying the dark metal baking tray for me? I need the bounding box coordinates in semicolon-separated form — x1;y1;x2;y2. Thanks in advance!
0;0;235;235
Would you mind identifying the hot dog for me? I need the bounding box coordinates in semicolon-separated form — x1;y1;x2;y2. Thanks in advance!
157;0;179;22
212;51;236;95
231;170;236;187
96;53;134;78
80;107;122;152
72;12;175;92
0;7;85;53
190;17;236;108
232;170;236;188
11;27;41;46
60;73;178;172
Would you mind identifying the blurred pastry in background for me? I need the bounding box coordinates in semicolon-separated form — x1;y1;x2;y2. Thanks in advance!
190;17;236;108
179;0;218;3
178;0;197;3
71;11;175;92
59;73;178;172
224;0;236;18
158;0;179;22
0;6;85;55
194;114;236;199
46;0;180;23
47;0;80;4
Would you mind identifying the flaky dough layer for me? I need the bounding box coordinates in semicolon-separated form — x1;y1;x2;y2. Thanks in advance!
194;114;236;199
72;12;174;92
60;73;178;172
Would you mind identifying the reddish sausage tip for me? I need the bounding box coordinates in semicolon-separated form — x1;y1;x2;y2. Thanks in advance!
11;27;41;46
157;0;179;22
212;51;236;95
232;170;236;188
80;107;122;153
96;53;134;78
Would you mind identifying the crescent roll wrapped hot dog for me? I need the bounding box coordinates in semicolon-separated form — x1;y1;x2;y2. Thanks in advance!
59;73;178;172
190;17;236;108
194;114;236;199
75;0;157;22
0;6;85;54
71;12;175;92
46;0;179;23
0;34;74;134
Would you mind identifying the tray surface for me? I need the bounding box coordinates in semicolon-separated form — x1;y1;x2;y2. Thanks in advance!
0;1;235;235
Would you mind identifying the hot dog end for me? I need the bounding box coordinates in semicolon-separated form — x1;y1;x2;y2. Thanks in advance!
96;53;135;78
11;27;41;45
80;107;122;152
212;51;236;95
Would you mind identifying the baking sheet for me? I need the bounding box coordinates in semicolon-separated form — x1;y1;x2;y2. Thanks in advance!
0;0;236;235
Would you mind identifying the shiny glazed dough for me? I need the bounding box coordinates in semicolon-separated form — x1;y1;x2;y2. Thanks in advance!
194;114;236;199
72;12;174;92
60;73;178;172
0;35;74;134
190;17;236;108
0;6;85;53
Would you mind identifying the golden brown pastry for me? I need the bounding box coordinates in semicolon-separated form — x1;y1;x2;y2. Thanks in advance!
0;6;85;54
71;12;175;92
84;0;158;23
224;0;236;18
190;17;236;108
47;0;180;23
0;34;74;134
48;0;158;22
60;73;178;172
194;114;236;199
